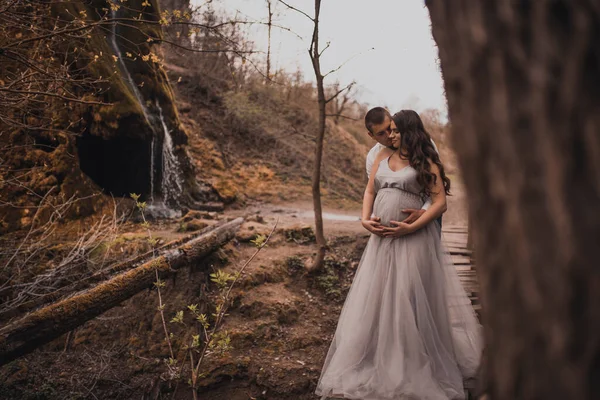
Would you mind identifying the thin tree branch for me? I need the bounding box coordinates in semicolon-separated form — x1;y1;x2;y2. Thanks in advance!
230;20;303;40
278;0;314;22
325;81;355;104
4;21;104;48
323;49;373;78
0;88;109;105
325;113;359;121
0;0;19;14
319;41;330;57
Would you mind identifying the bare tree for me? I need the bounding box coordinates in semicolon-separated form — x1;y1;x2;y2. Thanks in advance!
426;1;600;399
266;0;274;83
279;0;354;271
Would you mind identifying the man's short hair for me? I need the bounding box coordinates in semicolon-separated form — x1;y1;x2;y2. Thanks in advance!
365;107;392;134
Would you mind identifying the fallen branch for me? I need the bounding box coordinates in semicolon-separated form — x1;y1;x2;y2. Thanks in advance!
0;217;234;320
0;217;244;366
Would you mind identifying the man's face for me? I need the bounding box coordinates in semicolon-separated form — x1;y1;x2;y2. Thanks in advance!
369;115;394;148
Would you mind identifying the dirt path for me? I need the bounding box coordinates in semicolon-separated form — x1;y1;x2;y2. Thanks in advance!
230;177;469;236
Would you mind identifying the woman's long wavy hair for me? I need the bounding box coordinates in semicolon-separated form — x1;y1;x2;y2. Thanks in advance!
392;110;451;197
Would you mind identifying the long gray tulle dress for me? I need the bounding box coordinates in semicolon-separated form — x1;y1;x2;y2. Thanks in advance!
316;158;483;400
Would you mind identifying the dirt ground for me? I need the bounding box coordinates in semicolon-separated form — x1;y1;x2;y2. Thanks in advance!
0;177;469;400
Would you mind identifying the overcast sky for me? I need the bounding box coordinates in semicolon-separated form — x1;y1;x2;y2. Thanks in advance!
193;0;446;115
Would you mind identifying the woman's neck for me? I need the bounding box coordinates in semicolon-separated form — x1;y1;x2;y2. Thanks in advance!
394;148;409;161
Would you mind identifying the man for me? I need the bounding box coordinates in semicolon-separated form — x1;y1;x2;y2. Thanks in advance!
362;107;443;236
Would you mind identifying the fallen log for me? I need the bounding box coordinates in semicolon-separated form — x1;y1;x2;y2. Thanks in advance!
0;218;240;321
0;217;244;366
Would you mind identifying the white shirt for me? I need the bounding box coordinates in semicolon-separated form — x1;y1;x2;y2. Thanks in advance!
365;139;439;210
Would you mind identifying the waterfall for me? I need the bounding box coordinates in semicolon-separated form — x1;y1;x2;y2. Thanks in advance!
157;100;184;202
109;9;182;215
149;137;155;200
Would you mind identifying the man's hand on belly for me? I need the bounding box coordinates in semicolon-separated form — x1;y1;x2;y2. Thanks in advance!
401;208;426;224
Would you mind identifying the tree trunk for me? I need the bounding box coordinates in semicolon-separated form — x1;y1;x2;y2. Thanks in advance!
308;0;327;272
0;217;244;366
426;1;600;399
266;0;273;83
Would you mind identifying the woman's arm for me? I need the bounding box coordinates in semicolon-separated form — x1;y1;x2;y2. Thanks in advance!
382;162;447;237
404;162;447;232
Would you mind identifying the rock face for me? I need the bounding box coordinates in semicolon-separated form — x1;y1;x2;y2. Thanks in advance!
64;0;205;207
0;0;218;232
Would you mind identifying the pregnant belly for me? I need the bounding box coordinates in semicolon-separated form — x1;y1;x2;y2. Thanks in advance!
373;188;423;227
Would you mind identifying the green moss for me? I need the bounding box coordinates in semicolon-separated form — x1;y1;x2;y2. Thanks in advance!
283;226;316;244
50;1;183;141
314;257;349;300
285;255;305;275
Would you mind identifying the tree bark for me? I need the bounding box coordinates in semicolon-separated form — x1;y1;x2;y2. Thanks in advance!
426;1;600;399
308;0;327;272
266;0;273;83
0;217;244;366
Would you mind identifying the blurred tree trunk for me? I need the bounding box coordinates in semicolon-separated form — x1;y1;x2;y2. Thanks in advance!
467;215;474;250
426;1;600;399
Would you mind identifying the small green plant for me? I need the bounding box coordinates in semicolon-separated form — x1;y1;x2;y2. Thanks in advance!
177;222;188;232
130;193;175;362
285;255;305;274
250;234;267;248
133;191;277;400
314;257;348;300
166;218;279;400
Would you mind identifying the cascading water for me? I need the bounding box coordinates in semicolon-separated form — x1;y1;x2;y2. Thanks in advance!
109;9;182;217
157;100;184;202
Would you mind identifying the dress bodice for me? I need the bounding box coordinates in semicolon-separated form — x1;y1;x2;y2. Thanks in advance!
375;157;423;197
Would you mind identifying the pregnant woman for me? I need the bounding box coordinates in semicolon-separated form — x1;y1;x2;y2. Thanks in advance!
316;110;482;400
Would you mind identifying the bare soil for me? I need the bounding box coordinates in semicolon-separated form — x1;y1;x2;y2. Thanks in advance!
0;186;468;400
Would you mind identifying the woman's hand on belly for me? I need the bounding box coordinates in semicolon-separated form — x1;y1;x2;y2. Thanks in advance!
381;220;416;238
361;216;385;236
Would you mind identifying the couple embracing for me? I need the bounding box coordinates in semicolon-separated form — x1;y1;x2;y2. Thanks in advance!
316;108;483;400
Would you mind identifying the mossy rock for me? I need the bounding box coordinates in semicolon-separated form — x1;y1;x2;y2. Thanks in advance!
282;225;316;244
213;179;238;204
236;221;271;242
177;218;209;232
181;210;219;222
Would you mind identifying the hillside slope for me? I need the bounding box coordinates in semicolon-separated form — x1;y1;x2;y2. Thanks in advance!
164;60;371;209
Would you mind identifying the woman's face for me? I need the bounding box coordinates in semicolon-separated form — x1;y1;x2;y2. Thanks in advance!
389;120;401;148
